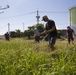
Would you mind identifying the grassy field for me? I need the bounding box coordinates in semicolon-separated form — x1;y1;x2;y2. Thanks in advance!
0;38;76;75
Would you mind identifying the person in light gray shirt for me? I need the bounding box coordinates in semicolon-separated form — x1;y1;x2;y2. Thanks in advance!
33;26;40;43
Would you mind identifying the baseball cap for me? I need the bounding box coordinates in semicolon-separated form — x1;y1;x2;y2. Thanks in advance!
42;15;48;21
67;26;70;28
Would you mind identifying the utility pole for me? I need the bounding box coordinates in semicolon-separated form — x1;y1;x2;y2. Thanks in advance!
36;10;40;24
8;23;10;34
23;23;24;32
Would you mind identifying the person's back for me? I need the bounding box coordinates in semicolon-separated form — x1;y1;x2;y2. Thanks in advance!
5;32;10;41
67;26;75;44
67;27;74;37
46;20;57;37
34;28;40;36
33;26;40;43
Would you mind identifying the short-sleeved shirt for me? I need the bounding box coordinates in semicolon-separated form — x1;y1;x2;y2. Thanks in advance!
67;28;74;37
34;28;40;36
46;20;57;37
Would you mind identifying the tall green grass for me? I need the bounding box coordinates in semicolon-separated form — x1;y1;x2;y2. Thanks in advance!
0;38;76;75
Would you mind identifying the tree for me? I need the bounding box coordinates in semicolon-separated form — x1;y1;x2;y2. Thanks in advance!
15;29;21;37
36;23;45;32
24;23;45;39
10;31;16;38
28;26;32;30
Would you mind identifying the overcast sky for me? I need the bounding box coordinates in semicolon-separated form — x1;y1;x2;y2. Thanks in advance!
0;0;76;35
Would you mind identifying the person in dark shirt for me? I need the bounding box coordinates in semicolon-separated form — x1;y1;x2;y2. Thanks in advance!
66;26;75;44
41;15;57;51
5;32;10;41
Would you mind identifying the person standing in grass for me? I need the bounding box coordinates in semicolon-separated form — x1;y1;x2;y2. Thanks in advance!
4;32;10;41
66;26;76;44
41;15;57;51
32;26;40;43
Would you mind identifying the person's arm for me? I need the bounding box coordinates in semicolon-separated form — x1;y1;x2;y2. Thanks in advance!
46;26;56;33
73;30;76;37
40;30;47;35
66;31;68;38
40;26;56;35
46;20;56;33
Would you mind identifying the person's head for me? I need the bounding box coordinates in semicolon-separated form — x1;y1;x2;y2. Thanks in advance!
6;32;8;34
42;15;49;22
67;26;71;29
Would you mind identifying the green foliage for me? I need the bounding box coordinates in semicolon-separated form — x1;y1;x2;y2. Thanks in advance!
10;30;23;38
0;39;76;75
36;23;45;32
10;31;17;38
24;30;34;39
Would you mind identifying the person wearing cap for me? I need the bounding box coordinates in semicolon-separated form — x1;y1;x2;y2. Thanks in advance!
66;26;75;44
41;15;57;51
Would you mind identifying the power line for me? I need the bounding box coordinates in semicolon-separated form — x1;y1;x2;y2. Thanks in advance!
0;11;36;19
0;24;7;28
39;11;69;13
0;10;70;19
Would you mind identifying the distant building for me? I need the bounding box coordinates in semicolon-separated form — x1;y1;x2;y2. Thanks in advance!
0;35;5;39
61;29;66;36
69;7;76;34
57;29;66;38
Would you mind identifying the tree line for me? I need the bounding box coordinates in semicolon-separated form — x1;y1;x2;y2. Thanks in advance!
10;23;63;39
10;23;44;39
